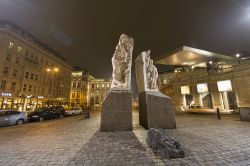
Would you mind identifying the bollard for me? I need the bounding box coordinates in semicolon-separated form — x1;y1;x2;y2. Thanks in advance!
216;108;221;119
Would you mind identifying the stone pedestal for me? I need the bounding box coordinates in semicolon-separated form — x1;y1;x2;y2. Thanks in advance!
100;90;132;131
139;91;176;129
239;107;250;122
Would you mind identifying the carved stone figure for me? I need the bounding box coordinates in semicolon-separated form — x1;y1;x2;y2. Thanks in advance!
111;34;134;91
135;50;158;93
135;50;176;130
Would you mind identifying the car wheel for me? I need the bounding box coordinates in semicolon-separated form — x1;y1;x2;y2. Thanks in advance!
16;119;24;126
59;114;64;118
39;117;44;122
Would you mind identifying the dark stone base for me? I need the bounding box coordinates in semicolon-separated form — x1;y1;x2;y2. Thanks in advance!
139;91;176;129
100;90;132;132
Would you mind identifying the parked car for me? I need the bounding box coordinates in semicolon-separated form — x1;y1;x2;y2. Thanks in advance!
51;106;66;117
0;110;28;126
65;107;82;116
28;107;64;122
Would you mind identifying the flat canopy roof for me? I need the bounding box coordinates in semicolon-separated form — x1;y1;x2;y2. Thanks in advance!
154;46;235;66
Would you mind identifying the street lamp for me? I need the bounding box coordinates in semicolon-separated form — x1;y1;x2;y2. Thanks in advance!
46;67;59;106
236;53;240;64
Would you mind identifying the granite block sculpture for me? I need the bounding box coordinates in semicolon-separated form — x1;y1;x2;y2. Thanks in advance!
100;34;133;131
135;50;176;129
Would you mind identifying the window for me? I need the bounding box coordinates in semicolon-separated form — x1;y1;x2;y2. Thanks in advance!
23;84;27;91
6;54;11;61
11;82;16;91
107;84;110;88
77;93;80;98
16;57;20;64
73;82;76;88
40;57;44;63
102;84;105;88
9;42;14;48
97;84;99;88
31;74;34;80
72;93;75;98
34;86;37;92
3;67;8;75
13;69;17;77
30;53;34;59
17;46;22;53
35;75;38;81
28;85;32;92
25;50;29;57
1;80;7;90
25;72;29;78
77;82;81;88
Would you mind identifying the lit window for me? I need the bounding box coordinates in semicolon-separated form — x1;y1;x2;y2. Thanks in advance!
9;42;14;48
107;84;110;88
102;84;104;88
97;84;99;88
18;46;22;52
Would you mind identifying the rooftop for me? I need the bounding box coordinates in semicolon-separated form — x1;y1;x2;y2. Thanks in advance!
154;46;235;67
0;20;66;62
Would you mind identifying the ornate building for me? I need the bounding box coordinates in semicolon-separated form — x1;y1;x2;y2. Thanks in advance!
70;69;111;108
0;20;72;111
88;78;111;107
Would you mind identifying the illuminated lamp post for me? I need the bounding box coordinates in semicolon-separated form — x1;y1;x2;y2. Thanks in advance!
46;67;59;106
236;53;240;64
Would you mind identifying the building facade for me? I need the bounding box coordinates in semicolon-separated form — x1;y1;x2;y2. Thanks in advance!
88;78;111;107
70;70;90;107
0;20;72;111
156;46;250;113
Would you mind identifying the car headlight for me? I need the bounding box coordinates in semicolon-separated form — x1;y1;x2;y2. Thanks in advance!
32;115;39;118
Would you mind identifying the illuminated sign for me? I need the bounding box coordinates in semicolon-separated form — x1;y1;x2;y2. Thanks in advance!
1;93;12;97
197;83;209;93
217;80;232;92
181;86;190;95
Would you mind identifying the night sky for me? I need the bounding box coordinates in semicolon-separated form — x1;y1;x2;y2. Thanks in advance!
1;0;250;90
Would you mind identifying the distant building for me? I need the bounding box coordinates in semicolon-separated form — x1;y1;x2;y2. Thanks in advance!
70;68;111;108
156;46;250;113
0;20;72;111
70;69;92;107
88;78;111;107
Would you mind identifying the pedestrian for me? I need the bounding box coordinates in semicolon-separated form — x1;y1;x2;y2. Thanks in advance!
216;108;221;119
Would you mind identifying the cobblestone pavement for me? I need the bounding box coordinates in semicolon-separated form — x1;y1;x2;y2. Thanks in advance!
0;111;250;166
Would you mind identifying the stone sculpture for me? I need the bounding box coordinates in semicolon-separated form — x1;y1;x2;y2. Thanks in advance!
135;50;176;129
135;50;158;93
147;128;185;159
101;34;133;131
111;34;134;91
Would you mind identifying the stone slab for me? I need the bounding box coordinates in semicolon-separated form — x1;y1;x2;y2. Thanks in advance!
100;90;132;131
239;107;250;122
139;91;176;129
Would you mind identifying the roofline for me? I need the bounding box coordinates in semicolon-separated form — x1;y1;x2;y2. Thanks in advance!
154;46;234;64
0;20;67;62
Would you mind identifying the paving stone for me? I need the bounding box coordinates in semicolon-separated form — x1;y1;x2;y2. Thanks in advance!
0;111;249;165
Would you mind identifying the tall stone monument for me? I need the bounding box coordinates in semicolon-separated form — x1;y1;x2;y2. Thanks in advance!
135;50;176;129
100;34;133;131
